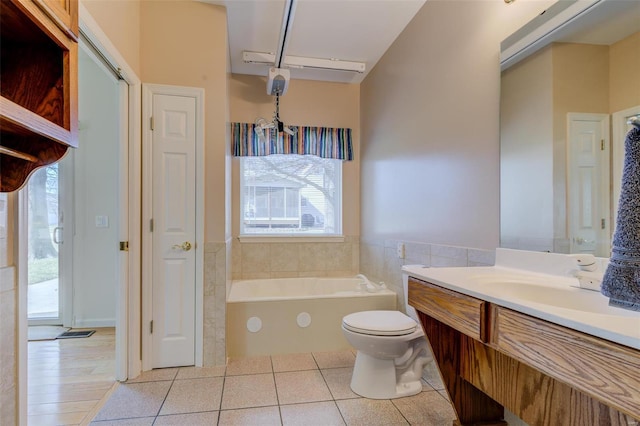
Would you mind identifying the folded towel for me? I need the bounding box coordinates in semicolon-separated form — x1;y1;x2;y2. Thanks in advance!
601;124;640;311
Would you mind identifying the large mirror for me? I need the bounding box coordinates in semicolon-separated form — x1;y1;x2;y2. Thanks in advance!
500;0;640;257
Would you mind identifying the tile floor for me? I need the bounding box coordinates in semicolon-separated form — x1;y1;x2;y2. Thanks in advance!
90;351;457;425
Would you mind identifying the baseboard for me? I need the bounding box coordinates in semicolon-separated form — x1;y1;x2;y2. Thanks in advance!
73;319;116;328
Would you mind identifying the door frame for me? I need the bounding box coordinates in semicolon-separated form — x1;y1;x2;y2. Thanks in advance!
141;84;205;370
78;3;142;382
612;105;640;230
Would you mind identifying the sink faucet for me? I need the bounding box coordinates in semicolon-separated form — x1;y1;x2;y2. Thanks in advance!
569;254;602;291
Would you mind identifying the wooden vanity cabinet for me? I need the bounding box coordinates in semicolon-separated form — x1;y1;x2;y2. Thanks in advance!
0;0;78;192
408;276;640;426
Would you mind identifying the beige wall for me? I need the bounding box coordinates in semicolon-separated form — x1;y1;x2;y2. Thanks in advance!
81;0;142;76
500;47;554;251
610;31;640;113
141;0;229;244
360;0;549;251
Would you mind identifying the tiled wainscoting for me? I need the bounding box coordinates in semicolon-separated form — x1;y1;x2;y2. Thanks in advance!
203;241;230;366
360;238;495;307
231;236;360;280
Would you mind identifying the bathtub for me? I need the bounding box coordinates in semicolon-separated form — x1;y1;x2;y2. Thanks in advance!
226;277;397;357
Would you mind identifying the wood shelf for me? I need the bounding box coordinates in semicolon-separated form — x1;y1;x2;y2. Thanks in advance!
0;0;78;192
1;97;72;146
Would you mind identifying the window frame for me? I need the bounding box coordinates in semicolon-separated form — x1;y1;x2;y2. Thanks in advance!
239;155;343;237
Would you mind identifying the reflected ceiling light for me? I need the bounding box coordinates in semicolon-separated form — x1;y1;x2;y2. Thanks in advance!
504;0;515;3
243;51;366;73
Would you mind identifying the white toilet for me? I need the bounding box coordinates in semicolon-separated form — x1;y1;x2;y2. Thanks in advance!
341;270;432;399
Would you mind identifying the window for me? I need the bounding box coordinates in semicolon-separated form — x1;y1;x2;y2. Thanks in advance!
240;155;342;235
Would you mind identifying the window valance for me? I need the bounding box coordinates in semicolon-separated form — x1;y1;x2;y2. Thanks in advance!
231;122;353;161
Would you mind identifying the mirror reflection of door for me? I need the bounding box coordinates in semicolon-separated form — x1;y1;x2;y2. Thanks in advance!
27;156;72;325
567;113;610;257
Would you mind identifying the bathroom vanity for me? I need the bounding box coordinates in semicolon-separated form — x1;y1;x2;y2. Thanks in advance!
405;259;640;426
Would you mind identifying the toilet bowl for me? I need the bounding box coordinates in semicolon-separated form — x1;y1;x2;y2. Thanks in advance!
341;269;432;399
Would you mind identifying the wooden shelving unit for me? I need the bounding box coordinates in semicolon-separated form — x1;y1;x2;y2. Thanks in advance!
0;0;78;192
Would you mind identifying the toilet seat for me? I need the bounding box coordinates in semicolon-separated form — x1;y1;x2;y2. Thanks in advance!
342;310;417;336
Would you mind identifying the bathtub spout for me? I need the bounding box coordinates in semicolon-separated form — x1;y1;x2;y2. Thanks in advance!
356;274;387;293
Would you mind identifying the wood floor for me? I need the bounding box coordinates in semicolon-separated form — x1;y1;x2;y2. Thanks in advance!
28;327;116;426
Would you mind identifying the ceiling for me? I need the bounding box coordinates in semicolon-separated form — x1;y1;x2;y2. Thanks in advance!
202;0;427;84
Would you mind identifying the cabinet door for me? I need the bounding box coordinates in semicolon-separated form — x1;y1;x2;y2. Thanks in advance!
32;0;78;39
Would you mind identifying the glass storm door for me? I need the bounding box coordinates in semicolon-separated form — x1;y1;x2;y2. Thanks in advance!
27;159;70;324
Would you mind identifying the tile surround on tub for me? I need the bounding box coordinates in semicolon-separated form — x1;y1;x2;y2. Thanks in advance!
359;239;496;299
233;237;360;279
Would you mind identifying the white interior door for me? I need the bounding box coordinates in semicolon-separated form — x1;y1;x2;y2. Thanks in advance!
567;113;610;256
151;93;197;368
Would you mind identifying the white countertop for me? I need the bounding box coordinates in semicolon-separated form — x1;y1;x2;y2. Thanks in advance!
403;249;640;350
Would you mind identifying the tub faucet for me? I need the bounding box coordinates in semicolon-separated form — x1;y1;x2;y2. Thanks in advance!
356;274;387;293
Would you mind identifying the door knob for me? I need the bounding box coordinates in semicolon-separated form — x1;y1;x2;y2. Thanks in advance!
172;241;192;251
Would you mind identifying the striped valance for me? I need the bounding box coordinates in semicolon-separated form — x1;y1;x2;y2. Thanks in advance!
231;122;353;161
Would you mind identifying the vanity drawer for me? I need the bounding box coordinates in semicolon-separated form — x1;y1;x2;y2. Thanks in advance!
408;277;486;341
490;306;640;419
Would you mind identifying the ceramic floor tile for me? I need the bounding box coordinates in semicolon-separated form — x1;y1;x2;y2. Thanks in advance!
154;411;219;425
225;355;273;376
321;367;359;400
175;365;226;380
221;373;278;410
272;352;318;372
312;350;356;369
218;406;281;425
159;377;224;415
90;417;155;425
391;390;457;425
280;401;346;426
336;398;409;426
275;370;333;405
125;368;178;383
92;381;172;421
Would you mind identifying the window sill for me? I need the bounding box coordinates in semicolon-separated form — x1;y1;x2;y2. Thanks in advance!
237;235;345;243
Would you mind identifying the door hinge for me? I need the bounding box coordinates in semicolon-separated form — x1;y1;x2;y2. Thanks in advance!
150;218;154;232
601;139;605;151
150;116;154;131
601;218;606;229
150;320;154;334
119;241;129;251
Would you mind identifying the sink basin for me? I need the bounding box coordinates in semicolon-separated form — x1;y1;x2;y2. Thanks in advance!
467;272;640;317
472;278;638;317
